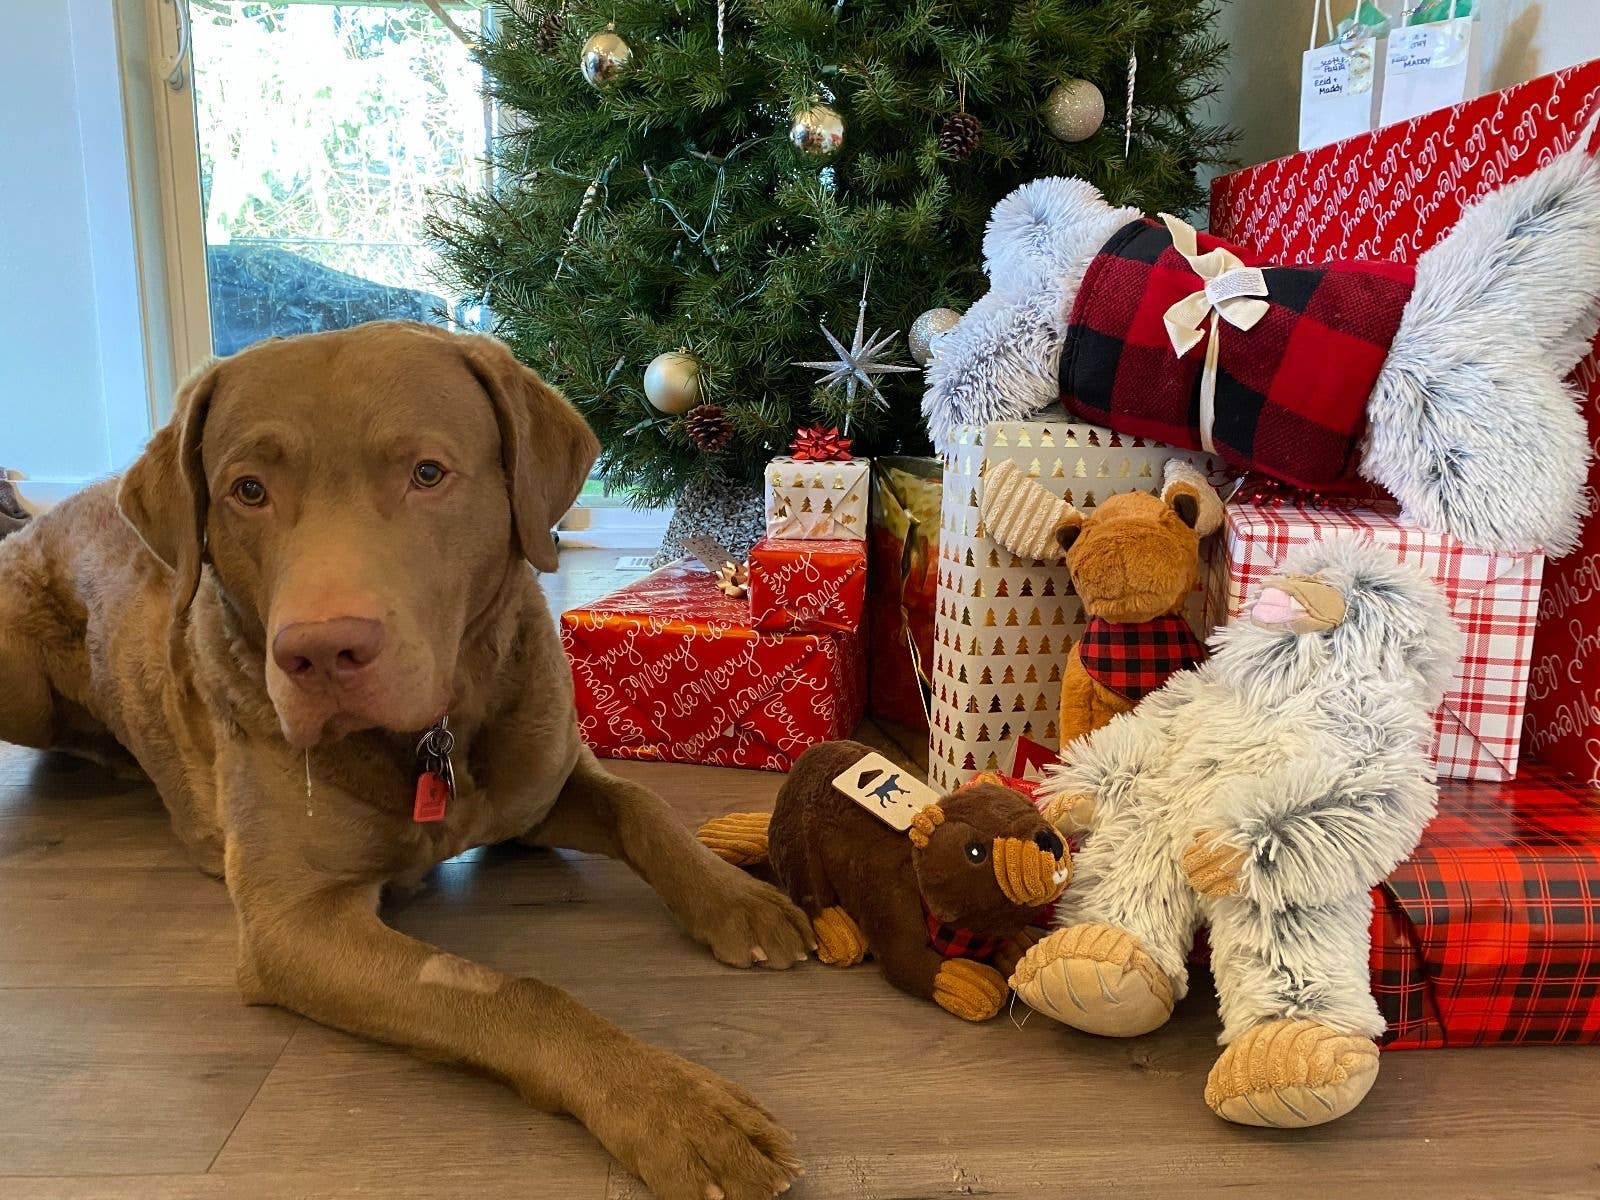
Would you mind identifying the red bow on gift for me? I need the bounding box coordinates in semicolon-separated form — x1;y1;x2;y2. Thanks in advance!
789;424;854;462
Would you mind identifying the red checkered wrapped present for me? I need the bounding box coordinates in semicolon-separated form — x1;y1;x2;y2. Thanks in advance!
560;563;865;772
1210;62;1600;785
1373;768;1600;1049
1204;500;1543;781
747;537;867;634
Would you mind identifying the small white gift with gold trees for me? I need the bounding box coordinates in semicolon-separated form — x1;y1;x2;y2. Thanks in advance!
764;457;870;541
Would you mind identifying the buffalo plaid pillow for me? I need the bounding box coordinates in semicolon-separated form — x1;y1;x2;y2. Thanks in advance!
1060;218;1417;489
1076;614;1206;703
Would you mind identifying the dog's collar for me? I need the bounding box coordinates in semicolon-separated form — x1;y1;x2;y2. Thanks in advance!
413;716;455;823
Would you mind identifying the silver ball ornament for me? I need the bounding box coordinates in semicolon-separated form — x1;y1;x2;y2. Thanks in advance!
789;104;845;160
643;351;701;414
908;307;962;367
581;27;633;88
1044;78;1105;143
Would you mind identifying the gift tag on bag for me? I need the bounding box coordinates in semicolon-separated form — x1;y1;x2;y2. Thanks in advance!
832;752;943;832
1379;6;1480;126
1300;0;1384;151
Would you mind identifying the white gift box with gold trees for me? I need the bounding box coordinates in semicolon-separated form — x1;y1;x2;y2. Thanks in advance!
927;415;1222;790
764;456;870;541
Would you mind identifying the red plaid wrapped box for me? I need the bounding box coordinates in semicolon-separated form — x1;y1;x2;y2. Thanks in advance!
1373;768;1600;1049
561;563;865;772
747;537;867;634
1204;501;1543;781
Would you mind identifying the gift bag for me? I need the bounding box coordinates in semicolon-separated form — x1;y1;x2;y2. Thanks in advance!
1379;2;1481;126
1300;0;1385;151
867;456;942;739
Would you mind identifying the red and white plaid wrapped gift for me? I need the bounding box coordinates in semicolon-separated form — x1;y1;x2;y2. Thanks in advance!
747;537;867;634
1204;501;1543;781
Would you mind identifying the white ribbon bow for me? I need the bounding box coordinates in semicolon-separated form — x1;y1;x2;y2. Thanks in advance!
1158;213;1270;454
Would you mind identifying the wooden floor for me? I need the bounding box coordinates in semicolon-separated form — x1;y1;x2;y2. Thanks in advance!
2;550;1597;1199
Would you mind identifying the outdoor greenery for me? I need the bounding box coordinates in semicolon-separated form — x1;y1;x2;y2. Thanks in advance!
437;0;1235;508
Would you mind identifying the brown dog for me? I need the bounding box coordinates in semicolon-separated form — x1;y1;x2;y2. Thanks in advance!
0;322;812;1200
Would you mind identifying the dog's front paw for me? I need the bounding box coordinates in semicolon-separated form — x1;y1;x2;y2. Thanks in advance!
681;860;815;970
587;1044;802;1200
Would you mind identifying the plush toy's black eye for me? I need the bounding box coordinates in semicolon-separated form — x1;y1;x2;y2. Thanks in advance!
965;842;987;864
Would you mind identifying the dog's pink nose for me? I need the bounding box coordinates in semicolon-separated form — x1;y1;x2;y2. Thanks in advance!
272;617;386;685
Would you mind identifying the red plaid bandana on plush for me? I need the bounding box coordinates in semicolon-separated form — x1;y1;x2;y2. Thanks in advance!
1076;614;1205;702
1059;218;1417;489
923;900;1001;961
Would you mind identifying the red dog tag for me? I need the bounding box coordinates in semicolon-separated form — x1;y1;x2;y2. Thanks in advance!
413;771;450;823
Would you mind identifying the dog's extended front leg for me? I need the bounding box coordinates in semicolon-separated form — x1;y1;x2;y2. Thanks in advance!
232;877;801;1200
527;748;814;969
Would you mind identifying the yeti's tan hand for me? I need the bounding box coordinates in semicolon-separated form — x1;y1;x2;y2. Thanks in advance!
1041;791;1096;836
1183;831;1248;897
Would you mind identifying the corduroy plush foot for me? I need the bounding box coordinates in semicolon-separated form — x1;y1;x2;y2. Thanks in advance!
1009;922;1174;1036
811;906;868;966
933;959;1008;1021
1204;1018;1380;1128
695;812;772;866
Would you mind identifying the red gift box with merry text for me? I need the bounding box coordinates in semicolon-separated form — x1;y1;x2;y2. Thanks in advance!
1372;768;1600;1049
747;537;867;634
560;563;865;772
1204;500;1543;781
1210;61;1600;786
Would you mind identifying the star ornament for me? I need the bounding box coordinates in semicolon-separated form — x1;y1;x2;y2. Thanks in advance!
795;269;918;411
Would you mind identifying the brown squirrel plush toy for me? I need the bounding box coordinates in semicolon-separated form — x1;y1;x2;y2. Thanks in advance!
698;740;1070;1021
981;457;1223;749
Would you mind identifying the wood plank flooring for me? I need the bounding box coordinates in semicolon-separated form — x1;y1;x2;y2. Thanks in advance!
1;550;1597;1198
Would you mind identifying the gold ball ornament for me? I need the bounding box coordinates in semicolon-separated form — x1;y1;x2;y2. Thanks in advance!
580;26;633;88
643;351;701;414
908;307;962;367
1043;78;1105;143
789;103;845;160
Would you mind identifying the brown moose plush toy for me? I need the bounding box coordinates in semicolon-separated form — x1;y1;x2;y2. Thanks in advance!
698;740;1070;1021
981;457;1223;748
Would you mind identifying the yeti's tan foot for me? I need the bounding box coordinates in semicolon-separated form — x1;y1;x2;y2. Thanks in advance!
1009;923;1175;1036
1205;1019;1380;1128
811;906;868;966
695;812;771;866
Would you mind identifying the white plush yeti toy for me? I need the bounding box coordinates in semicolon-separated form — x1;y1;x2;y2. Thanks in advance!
1011;537;1463;1128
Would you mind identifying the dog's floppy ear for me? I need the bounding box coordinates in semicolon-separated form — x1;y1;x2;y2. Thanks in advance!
118;365;217;616
460;334;600;573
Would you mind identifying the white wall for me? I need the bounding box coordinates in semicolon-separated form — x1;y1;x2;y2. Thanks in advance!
0;1;150;496
1206;0;1600;186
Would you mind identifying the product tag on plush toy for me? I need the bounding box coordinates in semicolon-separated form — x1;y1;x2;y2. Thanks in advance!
832;753;943;831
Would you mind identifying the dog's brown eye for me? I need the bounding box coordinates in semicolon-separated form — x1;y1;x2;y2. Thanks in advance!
412;461;446;488
966;842;987;864
232;478;267;507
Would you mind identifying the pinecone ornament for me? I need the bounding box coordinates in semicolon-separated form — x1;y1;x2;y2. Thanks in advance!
686;404;733;453
534;8;564;51
939;111;982;161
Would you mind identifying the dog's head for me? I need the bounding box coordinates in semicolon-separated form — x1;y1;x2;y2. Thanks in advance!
117;322;598;749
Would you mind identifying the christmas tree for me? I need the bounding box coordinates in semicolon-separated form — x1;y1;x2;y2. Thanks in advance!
433;0;1234;510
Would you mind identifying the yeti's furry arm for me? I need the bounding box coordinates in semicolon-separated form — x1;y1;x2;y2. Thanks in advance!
1040;674;1198;831
1206;736;1438;913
